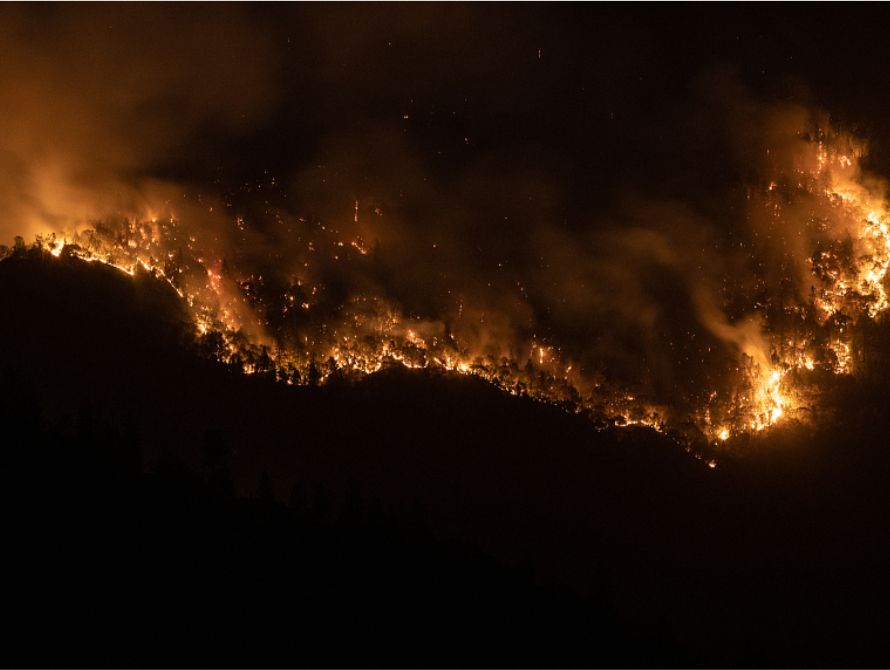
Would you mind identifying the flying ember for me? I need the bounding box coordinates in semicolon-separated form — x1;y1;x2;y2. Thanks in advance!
4;123;888;458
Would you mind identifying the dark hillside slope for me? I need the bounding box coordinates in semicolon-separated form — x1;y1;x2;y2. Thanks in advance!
3;252;890;665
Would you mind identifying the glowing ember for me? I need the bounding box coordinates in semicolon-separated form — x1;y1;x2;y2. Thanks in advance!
4;122;887;456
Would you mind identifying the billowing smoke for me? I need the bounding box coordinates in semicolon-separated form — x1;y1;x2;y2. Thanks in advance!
2;5;884;434
0;4;281;236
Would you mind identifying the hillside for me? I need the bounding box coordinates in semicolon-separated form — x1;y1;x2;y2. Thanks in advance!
3;251;890;665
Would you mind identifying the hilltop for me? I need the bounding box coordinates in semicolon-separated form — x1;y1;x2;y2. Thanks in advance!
2;251;890;665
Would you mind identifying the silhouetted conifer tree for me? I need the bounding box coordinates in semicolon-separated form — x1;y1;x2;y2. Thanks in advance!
307;360;321;387
289;365;302;386
326;356;346;387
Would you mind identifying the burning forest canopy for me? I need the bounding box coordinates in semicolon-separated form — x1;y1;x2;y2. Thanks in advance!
3;121;890;464
4;5;890;463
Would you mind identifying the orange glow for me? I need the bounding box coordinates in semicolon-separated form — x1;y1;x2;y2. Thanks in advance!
11;124;888;456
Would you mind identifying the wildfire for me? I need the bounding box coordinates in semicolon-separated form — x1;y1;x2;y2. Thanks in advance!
3;125;887;460
757;368;785;429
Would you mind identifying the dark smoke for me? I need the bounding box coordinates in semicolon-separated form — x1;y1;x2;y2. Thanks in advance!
0;5;876;410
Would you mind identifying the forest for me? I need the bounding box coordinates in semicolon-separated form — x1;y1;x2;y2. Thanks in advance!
3;249;890;666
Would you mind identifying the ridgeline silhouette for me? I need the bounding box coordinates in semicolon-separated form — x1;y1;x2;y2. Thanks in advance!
4;249;890;665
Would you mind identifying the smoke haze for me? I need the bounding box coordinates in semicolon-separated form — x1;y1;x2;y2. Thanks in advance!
2;4;885;411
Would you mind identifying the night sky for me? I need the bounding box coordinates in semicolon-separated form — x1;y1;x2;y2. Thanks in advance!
4;4;890;395
0;1;890;667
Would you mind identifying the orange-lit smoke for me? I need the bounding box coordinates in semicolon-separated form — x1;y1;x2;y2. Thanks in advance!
0;4;280;240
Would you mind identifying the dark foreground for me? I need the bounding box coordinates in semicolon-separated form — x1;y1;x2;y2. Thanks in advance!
4;252;890;666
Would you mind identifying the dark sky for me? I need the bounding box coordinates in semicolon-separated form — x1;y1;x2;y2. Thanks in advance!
2;3;889;401
6;9;890;660
7;4;885;219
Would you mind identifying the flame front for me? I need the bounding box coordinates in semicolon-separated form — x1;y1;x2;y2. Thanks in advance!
5;123;889;459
